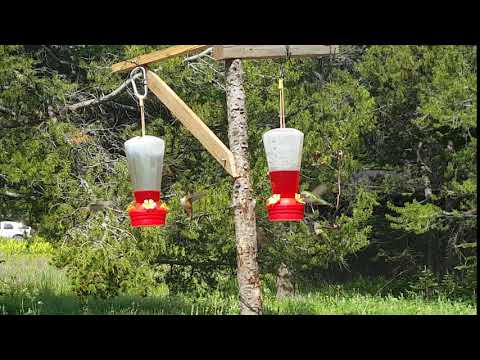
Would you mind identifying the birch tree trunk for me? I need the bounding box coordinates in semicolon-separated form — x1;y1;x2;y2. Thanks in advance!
225;59;263;315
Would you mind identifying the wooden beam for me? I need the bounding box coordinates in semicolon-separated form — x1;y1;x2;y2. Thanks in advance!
112;45;211;73
212;45;339;60
146;70;238;178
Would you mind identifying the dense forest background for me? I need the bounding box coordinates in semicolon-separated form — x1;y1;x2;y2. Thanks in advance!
0;45;476;302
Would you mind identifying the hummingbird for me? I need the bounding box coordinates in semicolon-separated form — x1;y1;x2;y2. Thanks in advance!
180;192;205;219
313;221;340;236
88;200;113;213
300;184;333;207
83;199;113;222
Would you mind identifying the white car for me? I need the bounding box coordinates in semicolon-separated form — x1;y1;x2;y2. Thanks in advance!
0;221;32;240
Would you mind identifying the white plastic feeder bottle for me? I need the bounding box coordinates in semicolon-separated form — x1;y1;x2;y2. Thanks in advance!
263;128;305;221
125;135;168;227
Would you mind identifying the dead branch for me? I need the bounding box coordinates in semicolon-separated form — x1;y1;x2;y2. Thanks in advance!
64;73;142;112
0;105;16;116
155;257;233;268
441;209;477;219
183;47;213;62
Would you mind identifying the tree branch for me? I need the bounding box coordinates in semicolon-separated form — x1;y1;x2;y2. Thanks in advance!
64;73;142;112
0;189;37;200
155;257;233;268
0;105;16;116
441;210;477;219
183;47;213;62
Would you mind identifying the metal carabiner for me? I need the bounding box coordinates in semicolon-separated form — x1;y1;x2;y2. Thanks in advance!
130;66;148;100
130;67;148;136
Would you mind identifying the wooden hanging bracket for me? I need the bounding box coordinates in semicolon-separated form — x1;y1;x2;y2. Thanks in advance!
146;70;238;178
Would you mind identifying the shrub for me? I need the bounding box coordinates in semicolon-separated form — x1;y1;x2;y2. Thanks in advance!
0;237;54;256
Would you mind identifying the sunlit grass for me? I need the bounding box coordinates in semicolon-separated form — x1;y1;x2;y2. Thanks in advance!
0;253;476;315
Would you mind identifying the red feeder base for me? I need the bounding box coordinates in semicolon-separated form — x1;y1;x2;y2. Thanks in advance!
129;207;167;227
269;170;300;198
128;190;168;227
267;197;304;222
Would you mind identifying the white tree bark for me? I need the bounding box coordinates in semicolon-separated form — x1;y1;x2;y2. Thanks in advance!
225;59;263;315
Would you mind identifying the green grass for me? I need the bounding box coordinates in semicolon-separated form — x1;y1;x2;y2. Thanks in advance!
0;253;476;315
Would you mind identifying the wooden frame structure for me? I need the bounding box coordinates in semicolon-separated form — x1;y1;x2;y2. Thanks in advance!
112;45;337;178
112;44;338;315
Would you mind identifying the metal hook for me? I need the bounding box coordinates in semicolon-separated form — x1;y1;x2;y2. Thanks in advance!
130;66;148;100
130;67;148;136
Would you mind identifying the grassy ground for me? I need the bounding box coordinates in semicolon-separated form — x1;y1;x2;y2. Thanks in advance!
0;253;476;315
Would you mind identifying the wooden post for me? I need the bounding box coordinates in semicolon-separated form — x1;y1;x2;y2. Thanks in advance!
225;59;263;315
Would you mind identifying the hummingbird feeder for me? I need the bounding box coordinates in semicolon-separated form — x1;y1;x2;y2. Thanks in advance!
125;67;168;227
262;79;305;222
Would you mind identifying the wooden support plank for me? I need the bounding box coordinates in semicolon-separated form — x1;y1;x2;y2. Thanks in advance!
146;70;238;178
112;45;211;73
212;45;339;60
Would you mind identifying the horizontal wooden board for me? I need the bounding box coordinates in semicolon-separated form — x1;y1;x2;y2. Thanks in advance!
146;70;238;178
112;45;211;73
212;45;339;60
212;45;338;60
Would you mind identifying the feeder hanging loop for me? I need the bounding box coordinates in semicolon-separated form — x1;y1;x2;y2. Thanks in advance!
279;79;285;128
278;46;291;129
130;66;148;137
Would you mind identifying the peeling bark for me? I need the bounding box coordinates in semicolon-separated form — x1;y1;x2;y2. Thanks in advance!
225;59;263;315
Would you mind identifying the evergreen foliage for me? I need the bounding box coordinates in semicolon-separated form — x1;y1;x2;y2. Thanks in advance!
0;45;476;301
